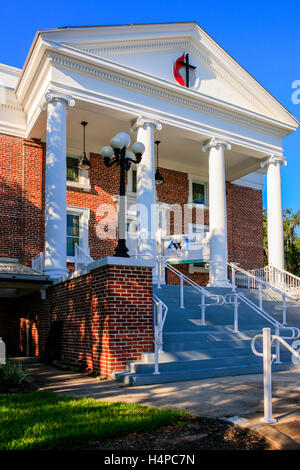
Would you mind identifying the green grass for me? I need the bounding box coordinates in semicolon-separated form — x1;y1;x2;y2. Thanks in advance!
0;391;187;450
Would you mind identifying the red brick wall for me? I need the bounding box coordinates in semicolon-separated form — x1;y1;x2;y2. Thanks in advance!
227;182;264;270
0;134;24;260
0;132;264;276
0;264;153;377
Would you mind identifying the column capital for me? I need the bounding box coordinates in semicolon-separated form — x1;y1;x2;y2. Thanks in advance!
40;92;75;110
130;115;162;133
202;137;231;152
260;155;287;168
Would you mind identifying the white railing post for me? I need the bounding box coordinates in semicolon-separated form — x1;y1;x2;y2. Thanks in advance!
274;327;281;364
282;294;287;326
157;258;161;289
260;328;277;424
153;325;160;375
200;294;206;326
233;295;239;333
180;275;184;309
258;283;263;310
157;301;163;353
231;264;236;292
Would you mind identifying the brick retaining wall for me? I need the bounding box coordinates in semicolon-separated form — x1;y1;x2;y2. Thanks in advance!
0;263;153;378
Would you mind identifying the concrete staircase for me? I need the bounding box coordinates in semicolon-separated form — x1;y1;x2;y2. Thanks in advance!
113;285;300;386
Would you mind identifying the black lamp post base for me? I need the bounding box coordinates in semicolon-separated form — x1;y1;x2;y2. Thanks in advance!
114;239;130;258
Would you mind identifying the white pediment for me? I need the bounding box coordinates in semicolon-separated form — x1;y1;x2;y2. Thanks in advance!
39;22;297;127
73;45;264;114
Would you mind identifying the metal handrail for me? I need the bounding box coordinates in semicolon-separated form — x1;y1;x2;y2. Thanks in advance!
250;265;300;299
152;294;169;375
270;265;300;282
157;257;224;304
229;262;298;302
229;262;300;327
251;327;300;423
225;290;300;362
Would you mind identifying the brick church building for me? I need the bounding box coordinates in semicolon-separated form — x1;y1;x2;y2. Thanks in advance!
0;22;298;380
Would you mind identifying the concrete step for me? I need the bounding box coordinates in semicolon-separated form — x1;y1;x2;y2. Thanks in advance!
141;345;288;363
113;284;300;386
113;361;300;386
127;355;263;374
129;350;293;374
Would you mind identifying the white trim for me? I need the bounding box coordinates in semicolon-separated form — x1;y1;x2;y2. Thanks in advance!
66;206;90;262
67;180;91;191
232;170;265;190
67;154;90;188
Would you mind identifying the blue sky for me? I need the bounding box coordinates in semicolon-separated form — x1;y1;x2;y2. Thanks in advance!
0;0;299;212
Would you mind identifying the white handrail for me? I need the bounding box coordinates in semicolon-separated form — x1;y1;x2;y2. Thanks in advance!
229;262;293;298
268;265;300;299
157;257;225;327
250;265;300;299
157;257;225;305
229;262;299;326
252;328;300;423
225;290;300;362
152;294;169;375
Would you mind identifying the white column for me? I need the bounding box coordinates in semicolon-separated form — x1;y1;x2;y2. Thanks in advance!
131;116;162;260
202;137;231;287
261;155;286;270
43;93;75;278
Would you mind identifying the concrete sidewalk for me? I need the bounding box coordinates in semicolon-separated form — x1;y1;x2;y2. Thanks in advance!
21;358;300;450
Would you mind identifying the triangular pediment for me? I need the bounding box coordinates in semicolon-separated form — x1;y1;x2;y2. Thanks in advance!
39;23;298;127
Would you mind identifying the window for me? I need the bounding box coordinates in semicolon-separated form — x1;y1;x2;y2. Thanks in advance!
67;157;79;182
192;182;205;204
188;176;208;206
67;214;80;257
66;207;90;260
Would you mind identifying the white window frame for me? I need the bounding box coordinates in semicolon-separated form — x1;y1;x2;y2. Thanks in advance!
188;223;210;274
188;174;208;208
66;155;91;191
67;206;90;262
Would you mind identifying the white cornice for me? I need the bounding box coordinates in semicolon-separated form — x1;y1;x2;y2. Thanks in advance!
46;47;296;137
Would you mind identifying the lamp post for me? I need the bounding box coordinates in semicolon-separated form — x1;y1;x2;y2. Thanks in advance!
101;132;145;257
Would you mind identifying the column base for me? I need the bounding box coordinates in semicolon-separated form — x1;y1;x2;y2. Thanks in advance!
207;279;232;288
43;268;69;279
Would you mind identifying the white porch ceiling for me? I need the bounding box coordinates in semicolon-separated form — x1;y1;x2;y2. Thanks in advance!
31;101;265;181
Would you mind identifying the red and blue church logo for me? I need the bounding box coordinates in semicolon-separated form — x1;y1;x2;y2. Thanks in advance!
173;53;196;88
